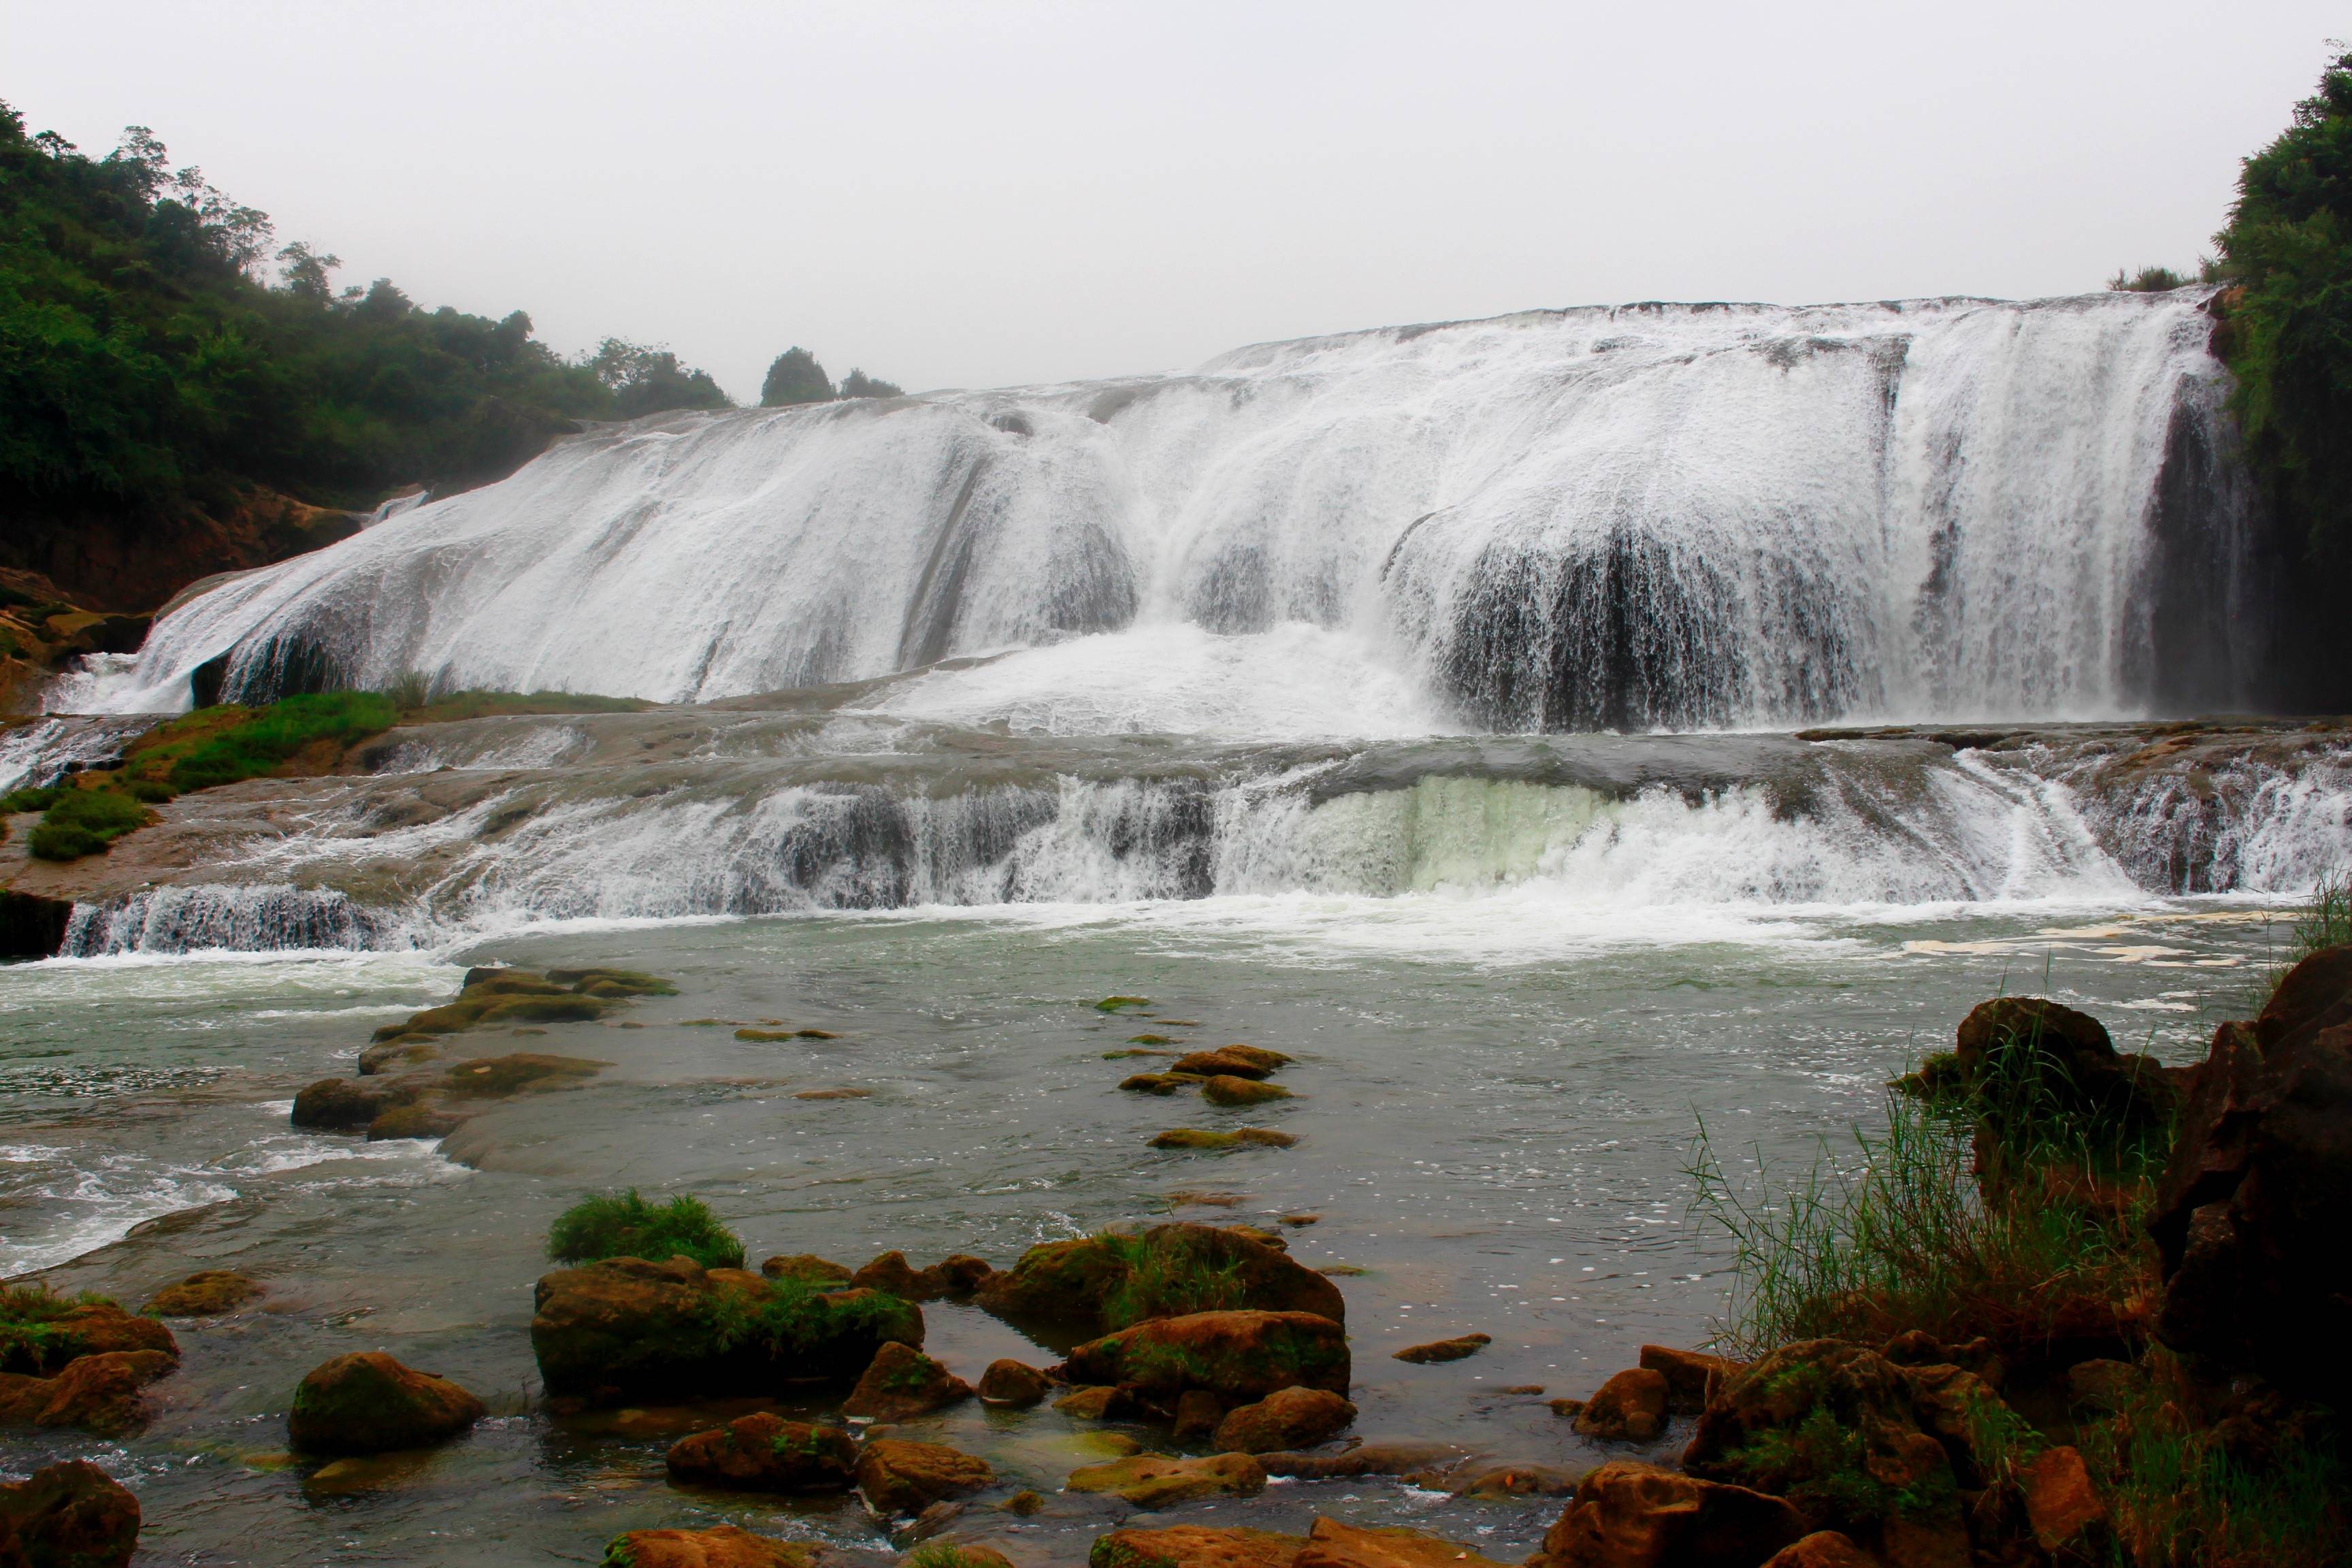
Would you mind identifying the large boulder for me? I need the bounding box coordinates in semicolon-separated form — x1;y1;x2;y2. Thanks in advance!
1089;1525;1305;1568
287;1352;485;1455
666;1413;857;1492
854;1438;994;1514
977;1224;1343;1330
144;1270;263;1317
1293;1518;1512;1568
2150;945;2352;1401
0;1297;177;1375
841;1342;973;1420
1532;1460;1808;1568
1064;1453;1266;1507
1571;1369;1668;1441
1682;1340;2012;1563
601;1526;823;1568
1061;1310;1349;1406
977;1358;1051;1407
1211;1386;1356;1453
0;1460;141;1568
530;1256;920;1405
0;1350;176;1434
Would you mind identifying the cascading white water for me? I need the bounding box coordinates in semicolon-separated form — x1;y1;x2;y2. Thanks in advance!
91;291;2249;731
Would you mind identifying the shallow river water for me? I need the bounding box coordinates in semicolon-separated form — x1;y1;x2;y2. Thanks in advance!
0;893;2287;1567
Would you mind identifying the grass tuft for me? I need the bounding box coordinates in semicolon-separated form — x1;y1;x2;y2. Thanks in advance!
547;1190;745;1270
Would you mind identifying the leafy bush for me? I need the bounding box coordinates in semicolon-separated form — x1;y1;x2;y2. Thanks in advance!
838;368;903;399
546;1190;745;1270
760;346;832;407
2107;265;2196;292
0;782;64;813
26;787;148;860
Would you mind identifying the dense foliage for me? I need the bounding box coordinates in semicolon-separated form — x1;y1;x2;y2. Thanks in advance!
0;99;730;536
2212;50;2352;576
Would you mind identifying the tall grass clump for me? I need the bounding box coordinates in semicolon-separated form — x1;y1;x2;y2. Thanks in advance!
150;691;397;793
1097;1228;1250;1326
25;787;149;860
1687;1083;2159;1362
546;1190;745;1271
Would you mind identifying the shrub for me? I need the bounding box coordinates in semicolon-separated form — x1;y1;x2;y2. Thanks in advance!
1097;1228;1250;1325
2107;265;2195;292
0;783;65;814
546;1190;745;1270
153;691;397;792
27;787;148;860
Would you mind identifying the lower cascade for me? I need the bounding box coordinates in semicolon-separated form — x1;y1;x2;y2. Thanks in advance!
91;291;2273;730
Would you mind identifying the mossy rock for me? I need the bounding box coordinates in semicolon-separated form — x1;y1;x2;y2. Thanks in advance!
1062;1309;1349;1404
1149;1128;1296;1150
438;1051;608;1099
287;1352;484;1455
144;1271;261;1318
1200;1076;1293;1107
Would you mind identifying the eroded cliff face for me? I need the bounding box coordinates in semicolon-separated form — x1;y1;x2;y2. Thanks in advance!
0;487;359;620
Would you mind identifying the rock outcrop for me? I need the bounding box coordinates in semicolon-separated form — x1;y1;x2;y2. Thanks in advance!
287;1352;485;1454
841;1341;973;1420
0;1460;142;1568
1210;1386;1356;1453
530;1256;921;1406
666;1414;858;1492
0;1350;176;1434
977;1223;1344;1331
0;1296;177;1375
2150;945;2352;1401
1532;1460;1808;1568
144;1269;263;1317
601;1525;826;1568
1571;1368;1669;1441
854;1438;994;1514
1064;1452;1267;1507
1061;1309;1349;1405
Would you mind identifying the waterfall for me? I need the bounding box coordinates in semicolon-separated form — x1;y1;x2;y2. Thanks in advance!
91;291;2255;731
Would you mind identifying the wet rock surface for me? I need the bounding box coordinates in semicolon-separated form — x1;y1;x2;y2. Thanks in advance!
1089;1524;1306;1568
603;1524;827;1568
1062;1309;1350;1404
1064;1452;1268;1507
142;1269;263;1317
0;1460;142;1568
1533;1459;1808;1568
978;1223;1343;1331
1392;1333;1488;1365
665;1413;858;1493
854;1438;994;1514
841;1341;973;1421
531;1256;921;1405
1210;1386;1356;1453
0;1348;176;1434
287;1351;485;1455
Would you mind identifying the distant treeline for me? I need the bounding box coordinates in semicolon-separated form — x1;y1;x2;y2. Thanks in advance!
0;99;902;604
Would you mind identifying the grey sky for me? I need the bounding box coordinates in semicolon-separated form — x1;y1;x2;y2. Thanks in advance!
5;1;2338;400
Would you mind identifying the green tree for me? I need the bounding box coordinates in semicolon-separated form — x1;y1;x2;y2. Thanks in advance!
586;338;730;418
760;345;832;406
2212;48;2352;572
838;368;902;399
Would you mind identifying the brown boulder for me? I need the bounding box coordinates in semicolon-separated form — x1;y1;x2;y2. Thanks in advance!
2150;946;2352;1399
850;1251;928;1297
1123;1073;1209;1094
977;1358;1051;1407
1638;1345;1742;1414
1905;996;2178;1134
1454;1463;1579;1499
843;1342;973;1420
291;1075;421;1130
0;1460;140;1568
0;1350;176;1434
1089;1525;1303;1568
144;1270;263;1317
855;1438;994;1514
1211;1386;1355;1452
1682;1341;1993;1550
602;1525;825;1568
1201;1076;1293;1107
1294;1517;1509;1568
1573;1369;1668;1442
287;1351;485;1454
1392;1333;1488;1364
979;1223;1342;1330
0;1298;176;1376
1170;1048;1288;1080
1064;1452;1266;1507
1062;1310;1348;1404
2020;1446;2107;1554
1534;1459;1807;1568
1760;1534;1880;1568
531;1256;921;1403
666;1413;857;1492
762;1254;853;1286
1055;1385;1132;1420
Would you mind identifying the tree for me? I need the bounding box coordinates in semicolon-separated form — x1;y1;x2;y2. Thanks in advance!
760;345;832;406
2212;48;2352;572
587;338;730;418
276;241;340;300
838;368;902;399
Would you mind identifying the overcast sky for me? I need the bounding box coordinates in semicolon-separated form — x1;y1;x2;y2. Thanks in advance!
5;2;2339;399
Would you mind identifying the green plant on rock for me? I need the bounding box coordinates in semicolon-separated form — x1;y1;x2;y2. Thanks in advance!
0;1284;112;1371
546;1190;745;1270
904;1546;1002;1568
599;1540;638;1568
702;1273;914;1360
1097;1229;1249;1325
